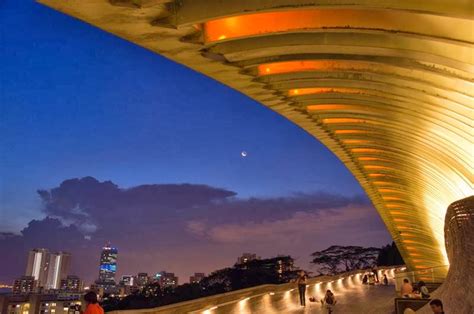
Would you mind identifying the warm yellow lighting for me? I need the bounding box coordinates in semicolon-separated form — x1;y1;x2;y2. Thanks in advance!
343;139;371;145
369;173;385;177
373;181;398;186
307;104;353;111
389;210;404;215
323;118;371;124
382;196;403;201
397;226;410;230
334;130;368;135
288;87;360;96
414;265;429;269
379;188;399;193
358;157;381;161
364;165;391;170
217;35;226;40
394;218;408;222
352;148;383;154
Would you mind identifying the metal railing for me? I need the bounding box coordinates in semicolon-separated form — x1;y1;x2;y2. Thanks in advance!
393;264;448;292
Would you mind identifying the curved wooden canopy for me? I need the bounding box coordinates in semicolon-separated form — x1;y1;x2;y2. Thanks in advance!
39;0;473;272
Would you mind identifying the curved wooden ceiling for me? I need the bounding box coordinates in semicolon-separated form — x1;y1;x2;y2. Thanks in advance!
39;0;473;272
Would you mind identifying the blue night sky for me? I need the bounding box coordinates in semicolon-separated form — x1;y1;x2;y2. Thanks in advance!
0;1;390;284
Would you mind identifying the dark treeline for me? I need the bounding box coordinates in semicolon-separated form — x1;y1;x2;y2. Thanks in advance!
102;256;296;311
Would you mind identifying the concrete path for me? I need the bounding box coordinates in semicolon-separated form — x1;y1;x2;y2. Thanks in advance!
213;280;396;314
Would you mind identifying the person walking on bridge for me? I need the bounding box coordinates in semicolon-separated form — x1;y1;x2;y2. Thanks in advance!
296;270;308;306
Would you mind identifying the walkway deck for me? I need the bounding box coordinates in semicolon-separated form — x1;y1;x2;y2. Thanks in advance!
212;283;396;314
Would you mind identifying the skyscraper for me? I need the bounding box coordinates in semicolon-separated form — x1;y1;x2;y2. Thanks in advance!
25;249;50;287
96;243;118;288
46;252;71;289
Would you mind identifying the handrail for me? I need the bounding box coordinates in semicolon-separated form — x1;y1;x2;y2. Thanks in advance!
393;264;449;287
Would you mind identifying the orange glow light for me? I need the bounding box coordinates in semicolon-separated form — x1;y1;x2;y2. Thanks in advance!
289;87;361;96
395;219;408;222
323;118;371;124
342;139;371;145
334;130;369;135
368;173;385;177
389;210;404;215
386;204;411;209
379;189;399;193
203;9;424;43
257;60;337;76
373;181;397;185
257;60;376;77
307;104;354;111
358;157;381;161
382;196;403;201
351;148;383;153
364;165;391;170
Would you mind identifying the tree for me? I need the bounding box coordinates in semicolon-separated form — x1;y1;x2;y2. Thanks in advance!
377;242;404;266
310;245;381;275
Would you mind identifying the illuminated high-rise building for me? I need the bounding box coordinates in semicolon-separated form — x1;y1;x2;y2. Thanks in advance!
96;243;118;287
25;249;50;288
13;276;37;294
46;252;71;290
155;271;178;289
120;275;135;287
136;273;149;287
60;275;83;292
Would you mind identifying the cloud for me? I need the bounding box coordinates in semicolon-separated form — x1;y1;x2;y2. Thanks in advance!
186;205;385;245
0;217;96;285
0;177;391;286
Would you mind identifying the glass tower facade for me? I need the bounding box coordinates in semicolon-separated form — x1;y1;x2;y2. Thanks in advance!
97;244;118;285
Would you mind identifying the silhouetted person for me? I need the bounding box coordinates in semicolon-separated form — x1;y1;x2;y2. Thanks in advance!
368;273;375;285
324;289;336;314
418;281;430;298
362;274;368;284
296;270;307;306
83;291;104;314
401;278;413;297
429;299;444;314
372;268;379;282
383;274;388;285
